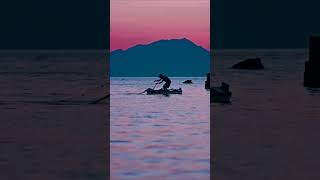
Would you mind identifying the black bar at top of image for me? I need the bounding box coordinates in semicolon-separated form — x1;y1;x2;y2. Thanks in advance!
0;0;109;49
212;0;320;49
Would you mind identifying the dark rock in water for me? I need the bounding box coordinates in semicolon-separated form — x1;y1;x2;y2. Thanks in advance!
211;82;232;103
304;36;320;88
183;80;193;84
232;58;264;69
205;73;210;89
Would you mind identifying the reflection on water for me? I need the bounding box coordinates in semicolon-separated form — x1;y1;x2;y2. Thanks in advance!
111;77;209;180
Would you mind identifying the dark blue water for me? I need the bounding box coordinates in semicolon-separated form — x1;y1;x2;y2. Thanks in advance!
0;51;108;180
213;49;320;180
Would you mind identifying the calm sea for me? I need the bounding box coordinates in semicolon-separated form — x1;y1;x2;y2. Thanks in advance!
212;49;320;179
111;77;210;180
0;51;108;179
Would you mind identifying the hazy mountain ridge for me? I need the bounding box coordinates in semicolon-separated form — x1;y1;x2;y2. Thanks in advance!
110;38;210;77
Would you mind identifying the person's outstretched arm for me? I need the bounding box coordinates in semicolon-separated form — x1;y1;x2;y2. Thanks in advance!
155;79;163;84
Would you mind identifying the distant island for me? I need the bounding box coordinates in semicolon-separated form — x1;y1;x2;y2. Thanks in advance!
110;38;210;77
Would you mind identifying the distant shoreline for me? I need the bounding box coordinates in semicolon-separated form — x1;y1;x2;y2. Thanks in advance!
0;49;108;53
211;48;307;52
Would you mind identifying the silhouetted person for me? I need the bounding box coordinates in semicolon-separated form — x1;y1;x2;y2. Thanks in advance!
154;74;171;90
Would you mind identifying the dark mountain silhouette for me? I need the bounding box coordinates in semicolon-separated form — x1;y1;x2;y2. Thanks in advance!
110;38;210;77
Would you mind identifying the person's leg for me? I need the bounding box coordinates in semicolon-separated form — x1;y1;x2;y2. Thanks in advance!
163;83;169;90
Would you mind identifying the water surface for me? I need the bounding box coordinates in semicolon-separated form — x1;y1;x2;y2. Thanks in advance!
212;49;320;179
0;51;108;179
111;77;210;180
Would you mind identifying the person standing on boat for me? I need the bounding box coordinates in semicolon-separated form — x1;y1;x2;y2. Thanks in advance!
154;74;171;90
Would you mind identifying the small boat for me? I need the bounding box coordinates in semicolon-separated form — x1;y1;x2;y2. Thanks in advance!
145;88;182;95
211;82;232;103
182;80;193;84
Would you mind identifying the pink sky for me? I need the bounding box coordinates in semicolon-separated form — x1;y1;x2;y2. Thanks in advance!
111;0;210;51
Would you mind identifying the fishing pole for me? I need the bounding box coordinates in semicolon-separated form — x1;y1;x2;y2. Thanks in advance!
136;82;158;94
